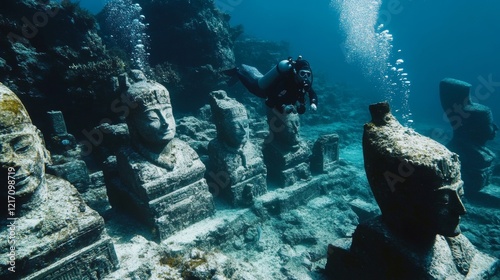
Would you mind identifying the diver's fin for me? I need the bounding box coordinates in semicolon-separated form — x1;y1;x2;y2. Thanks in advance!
222;67;239;77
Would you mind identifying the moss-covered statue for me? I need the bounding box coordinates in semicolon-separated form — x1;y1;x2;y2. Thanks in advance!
0;83;117;279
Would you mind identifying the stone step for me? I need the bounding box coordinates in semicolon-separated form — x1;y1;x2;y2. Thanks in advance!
161;173;332;256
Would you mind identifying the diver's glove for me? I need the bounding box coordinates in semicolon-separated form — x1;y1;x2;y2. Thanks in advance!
311;104;317;111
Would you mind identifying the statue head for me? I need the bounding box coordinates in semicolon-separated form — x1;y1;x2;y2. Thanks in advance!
440;78;497;146
125;79;176;151
363;102;466;239
266;108;300;148
460;104;498;145
0;83;50;200
209;90;249;149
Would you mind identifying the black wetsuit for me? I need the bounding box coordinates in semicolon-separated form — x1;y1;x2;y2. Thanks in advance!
237;67;318;114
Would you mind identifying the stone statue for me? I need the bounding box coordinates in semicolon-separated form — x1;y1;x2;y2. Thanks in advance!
440;78;498;197
0;83;117;279
108;71;215;240
363;102;466;240
325;102;498;279
207;90;267;206
262;107;311;187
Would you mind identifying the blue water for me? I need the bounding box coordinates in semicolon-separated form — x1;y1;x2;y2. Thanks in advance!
225;0;500;128
79;0;500;130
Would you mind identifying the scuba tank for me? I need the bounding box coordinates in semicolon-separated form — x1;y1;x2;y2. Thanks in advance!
257;59;293;89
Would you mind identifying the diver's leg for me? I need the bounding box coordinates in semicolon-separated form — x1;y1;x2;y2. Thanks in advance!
227;64;266;98
223;65;267;98
236;70;267;98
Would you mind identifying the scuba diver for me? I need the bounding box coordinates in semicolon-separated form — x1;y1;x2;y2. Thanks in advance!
224;56;318;114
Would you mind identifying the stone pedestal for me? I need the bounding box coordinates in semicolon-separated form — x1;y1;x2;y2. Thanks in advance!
0;175;118;279
110;139;215;240
326;217;499;279
263;141;311;188
310;134;339;174
263;108;311;188
207;140;267;206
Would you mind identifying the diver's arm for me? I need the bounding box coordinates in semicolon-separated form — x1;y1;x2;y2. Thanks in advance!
308;88;318;110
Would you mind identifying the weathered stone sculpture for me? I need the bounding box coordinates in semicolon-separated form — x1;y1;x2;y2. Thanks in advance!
440;78;498;196
262;108;311;187
0;83;117;279
207;90;267;206
310;134;340;174
45;110;92;193
46;110;77;154
326;102;498;279
108;71;215;240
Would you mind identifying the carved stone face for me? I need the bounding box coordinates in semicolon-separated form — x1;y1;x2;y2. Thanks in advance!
283;113;300;146
427;181;466;237
222;116;248;148
0;126;47;198
131;103;176;146
267;108;301;147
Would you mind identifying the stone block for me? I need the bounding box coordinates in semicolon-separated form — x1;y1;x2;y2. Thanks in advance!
24;237;118;280
310;134;339;174
47;159;91;193
47;110;68;136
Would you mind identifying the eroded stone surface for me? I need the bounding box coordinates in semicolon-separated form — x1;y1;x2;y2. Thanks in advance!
0;83;117;279
326;102;499;279
105;72;214;240
207;90;267;206
263;108;311;187
440;78;498;197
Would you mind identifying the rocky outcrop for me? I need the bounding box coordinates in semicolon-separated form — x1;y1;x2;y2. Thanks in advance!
0;0;125;133
99;0;239;112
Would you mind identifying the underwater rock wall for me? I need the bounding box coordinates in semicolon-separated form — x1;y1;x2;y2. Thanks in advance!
0;0;125;134
115;0;239;112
